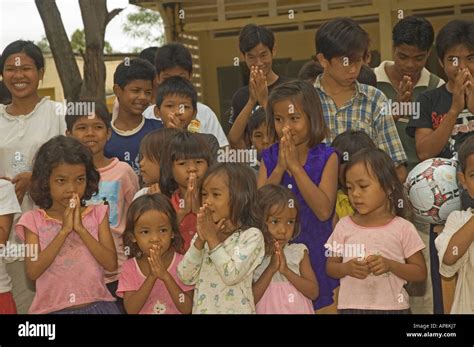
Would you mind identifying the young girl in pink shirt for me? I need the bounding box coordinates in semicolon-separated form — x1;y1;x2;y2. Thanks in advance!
326;148;427;313
15;136;119;314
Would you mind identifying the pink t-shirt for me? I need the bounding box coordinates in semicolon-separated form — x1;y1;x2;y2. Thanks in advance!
87;158;139;283
325;216;425;310
15;205;115;314
116;252;193;314
171;190;196;252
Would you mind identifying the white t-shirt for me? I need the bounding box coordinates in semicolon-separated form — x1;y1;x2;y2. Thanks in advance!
0;180;22;292
0;98;66;245
142;103;229;148
132;187;149;201
435;209;474;314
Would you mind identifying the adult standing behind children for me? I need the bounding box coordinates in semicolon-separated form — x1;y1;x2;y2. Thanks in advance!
0;40;66;313
313;18;408;182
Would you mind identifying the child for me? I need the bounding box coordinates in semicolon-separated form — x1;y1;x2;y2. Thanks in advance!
140;43;229;148
253;184;318;314
298;59;323;84
66;101;139;310
117;194;193;314
331;130;376;227
178;163;265;314
159;131;213;251
326;148;427;313
314;18;407;182
134;128;179;201
105;58;163;173
257;79;339;312
15;136;119;314
435;137;474;313
155;76;219;159
0;179;21;314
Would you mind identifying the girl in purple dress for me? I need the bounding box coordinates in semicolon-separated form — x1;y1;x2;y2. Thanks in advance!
257;80;339;311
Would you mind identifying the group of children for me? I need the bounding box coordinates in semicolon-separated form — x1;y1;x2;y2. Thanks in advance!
0;15;473;315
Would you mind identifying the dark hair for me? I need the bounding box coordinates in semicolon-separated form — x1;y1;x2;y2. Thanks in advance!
344;148;407;218
257;184;301;255
139;128;180;166
315;18;369;61
155;76;197;110
155;43;192;75
393;16;434;51
113;58;156;89
458;136;474;173
239;24;275;54
138;46;159;66
357;65;377;87
246;107;266;142
0;40;44;73
200;163;261;230
331;130;376;163
123;194;184;257
267;80;328;147
65;100;111;131
159;131;212;197
436;20;474;61
29;135;100;209
297;60;323;82
0;80;11;104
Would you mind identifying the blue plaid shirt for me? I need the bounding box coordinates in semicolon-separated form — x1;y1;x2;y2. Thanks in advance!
314;74;407;166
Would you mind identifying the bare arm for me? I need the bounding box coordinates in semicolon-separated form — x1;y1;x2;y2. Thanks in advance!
0;214;13;245
281;251;318;300
228;99;255;149
442;218;474;266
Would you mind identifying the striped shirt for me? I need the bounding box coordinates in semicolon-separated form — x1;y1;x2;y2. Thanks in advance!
314;74;407;166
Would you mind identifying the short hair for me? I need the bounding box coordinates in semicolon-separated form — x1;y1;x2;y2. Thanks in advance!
138;46;158;66
155;76;197;110
239;24;275;54
344;148;407;218
257;184;301;255
0;40;44;73
29;135;100;209
436;20;474;61
113;58;156;89
393;16;434;51
154;43;193;75
331;130;376;163
123;194;184;257
139;128;180;165
357;65;377;87
65;100;111;131
297;60;323;82
267;80;328;147
159;131;212;197
315;17;369;61
199;163;261;229
246;107;266;141
457;136;474;173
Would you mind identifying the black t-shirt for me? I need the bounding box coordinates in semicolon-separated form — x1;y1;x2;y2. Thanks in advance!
406;85;474;158
229;75;292;125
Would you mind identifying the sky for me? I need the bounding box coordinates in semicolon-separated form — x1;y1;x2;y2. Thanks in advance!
0;0;164;53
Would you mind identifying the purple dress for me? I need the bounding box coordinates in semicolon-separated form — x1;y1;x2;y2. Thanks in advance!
262;142;339;309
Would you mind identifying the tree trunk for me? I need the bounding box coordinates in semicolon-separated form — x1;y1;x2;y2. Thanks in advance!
35;0;82;101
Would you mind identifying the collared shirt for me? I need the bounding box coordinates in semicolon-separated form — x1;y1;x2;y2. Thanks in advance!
314;74;407;165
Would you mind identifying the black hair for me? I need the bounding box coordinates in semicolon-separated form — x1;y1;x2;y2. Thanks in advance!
29;135;100;209
123;194;184;257
257;184;301;255
0;40;44;73
246;107;266;140
357;65;377;87
297;60;323;82
436;20;474;61
139;128;180;166
267;80;328;147
393;16;434;51
239;24;275;54
315;17;369;61
458;136;474;173
344;148;407;218
154;43;193;75
113;58;156;89
65;100;111;131
200;163;261;230
155;76;197;110
331;130;376;163
0;80;12;104
159;131;212;197
138;46;159;67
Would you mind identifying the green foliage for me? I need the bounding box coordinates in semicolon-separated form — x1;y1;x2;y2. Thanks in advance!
122;7;164;49
70;29;113;54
